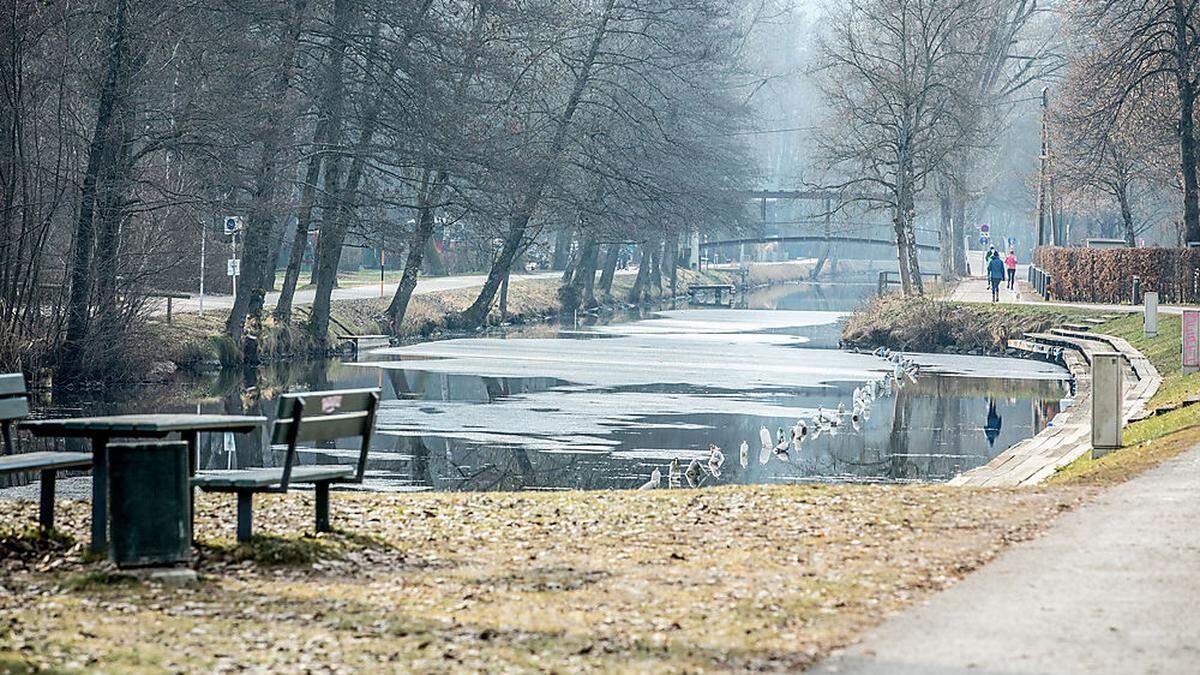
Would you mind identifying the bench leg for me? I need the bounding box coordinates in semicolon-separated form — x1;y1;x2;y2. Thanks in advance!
39;470;56;532
315;482;331;533
90;439;109;555
236;491;253;542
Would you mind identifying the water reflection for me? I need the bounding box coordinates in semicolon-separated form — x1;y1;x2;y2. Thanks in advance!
24;279;1071;490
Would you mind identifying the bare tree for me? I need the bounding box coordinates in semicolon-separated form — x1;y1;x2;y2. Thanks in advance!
815;0;981;294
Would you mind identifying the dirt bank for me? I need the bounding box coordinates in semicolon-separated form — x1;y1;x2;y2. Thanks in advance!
841;294;1099;354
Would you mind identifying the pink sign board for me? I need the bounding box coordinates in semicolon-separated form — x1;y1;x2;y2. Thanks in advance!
1183;310;1200;370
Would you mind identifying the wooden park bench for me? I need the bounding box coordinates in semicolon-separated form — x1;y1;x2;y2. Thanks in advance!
192;388;380;542
0;373;92;532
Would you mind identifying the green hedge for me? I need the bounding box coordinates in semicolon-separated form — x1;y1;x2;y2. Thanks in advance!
1035;246;1200;304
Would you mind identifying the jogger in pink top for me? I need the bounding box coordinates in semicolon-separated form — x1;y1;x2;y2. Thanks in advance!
1004;250;1018;289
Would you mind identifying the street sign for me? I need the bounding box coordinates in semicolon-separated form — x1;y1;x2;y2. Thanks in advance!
979;223;990;234
223;215;243;236
227;258;241;277
979;235;990;246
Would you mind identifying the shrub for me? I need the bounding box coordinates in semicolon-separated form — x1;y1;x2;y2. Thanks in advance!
1035;246;1200;304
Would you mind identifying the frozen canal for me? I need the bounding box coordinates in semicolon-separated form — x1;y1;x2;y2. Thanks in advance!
14;282;1071;493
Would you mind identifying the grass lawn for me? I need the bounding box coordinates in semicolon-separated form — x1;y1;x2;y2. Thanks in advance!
1047;312;1200;483
0;486;1081;672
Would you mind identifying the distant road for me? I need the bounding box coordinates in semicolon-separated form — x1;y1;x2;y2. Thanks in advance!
153;269;630;316
149;260;823;317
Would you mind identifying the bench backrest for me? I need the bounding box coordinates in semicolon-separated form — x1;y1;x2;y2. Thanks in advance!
270;388;380;488
0;373;29;456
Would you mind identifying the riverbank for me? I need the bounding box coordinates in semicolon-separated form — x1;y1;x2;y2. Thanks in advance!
842;293;1200;483
0;484;1082;671
144;262;819;376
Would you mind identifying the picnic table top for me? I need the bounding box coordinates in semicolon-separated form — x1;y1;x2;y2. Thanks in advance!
21;414;267;437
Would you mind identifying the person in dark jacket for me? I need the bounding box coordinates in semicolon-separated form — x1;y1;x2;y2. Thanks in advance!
987;252;1006;302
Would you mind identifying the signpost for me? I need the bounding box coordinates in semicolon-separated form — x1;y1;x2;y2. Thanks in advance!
225;215;242;300
1183;310;1200;373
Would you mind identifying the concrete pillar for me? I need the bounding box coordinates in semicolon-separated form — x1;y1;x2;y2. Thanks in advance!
690;232;700;271
1090;352;1123;459
1144;291;1158;338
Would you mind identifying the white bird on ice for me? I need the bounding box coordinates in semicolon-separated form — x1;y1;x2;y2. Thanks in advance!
685;459;702;488
638;468;661;490
708;443;725;478
739;440;749;468
668;458;681;489
759;426;773;465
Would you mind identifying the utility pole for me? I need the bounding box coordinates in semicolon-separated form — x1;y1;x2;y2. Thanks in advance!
1037;87;1049;247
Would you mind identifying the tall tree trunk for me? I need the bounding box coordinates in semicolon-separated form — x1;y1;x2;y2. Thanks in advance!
937;179;954;280
952;187;967;276
627;245;652;303
275;145;325;321
226;0;308;353
458;0;617;328
597;244;619;296
552;228;570;271
1173;0;1200;243
581;241;600;307
308;0;433;347
275;0;349;323
60;0;129;383
386;170;445;330
304;0;354;347
1116;180;1136;247
561;237;596;313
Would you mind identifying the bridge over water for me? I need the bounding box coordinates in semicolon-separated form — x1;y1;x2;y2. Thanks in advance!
700;190;942;260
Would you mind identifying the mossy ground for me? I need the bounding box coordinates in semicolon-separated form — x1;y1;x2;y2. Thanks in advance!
0;486;1080;672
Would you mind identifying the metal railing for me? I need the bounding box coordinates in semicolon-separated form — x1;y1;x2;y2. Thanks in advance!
1028;265;1052;300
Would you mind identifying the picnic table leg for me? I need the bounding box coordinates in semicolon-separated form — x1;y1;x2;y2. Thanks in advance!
183;431;198;544
90;437;109;554
236;490;253;542
315;482;331;533
39;469;56;532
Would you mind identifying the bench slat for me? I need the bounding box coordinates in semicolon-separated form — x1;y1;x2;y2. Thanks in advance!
276;389;376;420
0;373;25;396
272;411;371;444
0;451;92;473
0;397;31;422
193;465;353;489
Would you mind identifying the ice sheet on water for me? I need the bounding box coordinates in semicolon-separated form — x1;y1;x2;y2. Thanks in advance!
902;352;1069;380
594;308;847;336
372;335;887;391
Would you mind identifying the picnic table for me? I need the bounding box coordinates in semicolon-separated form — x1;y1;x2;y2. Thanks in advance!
21;414;266;553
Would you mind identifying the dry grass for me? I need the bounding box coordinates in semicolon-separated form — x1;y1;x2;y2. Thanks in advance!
1049;424;1200;487
841;295;1098;353
0;483;1081;672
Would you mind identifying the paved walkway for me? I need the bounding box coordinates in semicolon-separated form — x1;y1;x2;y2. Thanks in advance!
948;256;1193;315
153;270;574;316
814;443;1200;674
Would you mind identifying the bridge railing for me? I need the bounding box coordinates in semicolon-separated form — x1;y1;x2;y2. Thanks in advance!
876;271;942;295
